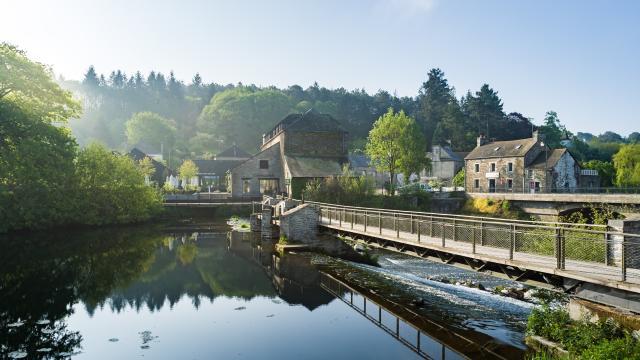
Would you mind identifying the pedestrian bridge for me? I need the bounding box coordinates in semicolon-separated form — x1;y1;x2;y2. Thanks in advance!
305;201;640;311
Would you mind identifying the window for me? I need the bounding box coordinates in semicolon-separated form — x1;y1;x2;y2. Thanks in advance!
474;179;480;188
259;160;269;169
507;162;513;172
259;178;279;195
507;178;513;190
474;163;480;173
490;163;496;172
242;179;251;193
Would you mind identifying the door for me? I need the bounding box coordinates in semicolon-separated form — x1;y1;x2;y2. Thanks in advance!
488;179;496;193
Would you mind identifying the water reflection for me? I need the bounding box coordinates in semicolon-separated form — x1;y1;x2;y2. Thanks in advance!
1;223;528;359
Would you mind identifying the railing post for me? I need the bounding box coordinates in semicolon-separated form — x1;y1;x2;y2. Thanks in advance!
480;220;484;246
560;228;565;270
351;210;354;229
452;219;457;242
555;226;561;269
364;211;368;232
510;224;515;260
621;241;627;282
329;208;332;225
604;230;609;266
395;214;399;238
429;216;433;237
410;214;414;234
472;223;476;254
442;223;446;247
379;212;382;235
417;220;421;242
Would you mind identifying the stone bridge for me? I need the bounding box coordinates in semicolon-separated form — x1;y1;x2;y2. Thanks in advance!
467;192;640;219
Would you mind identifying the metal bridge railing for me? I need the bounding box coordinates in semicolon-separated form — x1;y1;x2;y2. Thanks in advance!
310;202;640;286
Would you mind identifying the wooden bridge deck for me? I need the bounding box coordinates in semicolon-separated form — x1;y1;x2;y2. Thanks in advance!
316;212;640;294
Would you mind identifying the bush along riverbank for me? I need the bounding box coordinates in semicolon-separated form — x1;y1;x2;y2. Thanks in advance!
526;305;640;359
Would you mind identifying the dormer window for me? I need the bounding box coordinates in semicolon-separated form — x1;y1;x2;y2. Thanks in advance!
515;144;522;150
494;146;501;151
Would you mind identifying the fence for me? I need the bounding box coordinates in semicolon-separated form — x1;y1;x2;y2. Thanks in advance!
308;201;640;286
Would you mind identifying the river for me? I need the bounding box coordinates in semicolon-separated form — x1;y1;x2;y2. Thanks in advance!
0;215;535;359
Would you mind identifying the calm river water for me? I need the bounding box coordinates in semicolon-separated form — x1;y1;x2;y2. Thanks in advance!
0;217;534;359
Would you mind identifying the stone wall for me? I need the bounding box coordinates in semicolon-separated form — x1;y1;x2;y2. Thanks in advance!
279;203;319;243
465;156;525;192
284;132;347;158
230;143;284;198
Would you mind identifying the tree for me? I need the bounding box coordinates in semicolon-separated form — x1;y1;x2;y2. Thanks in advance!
197;87;291;151
452;169;465;187
538;111;565;149
125;112;176;154
597;131;624;143
417;68;456;148
612;144;640;186
82;66;100;88
365;108;428;194
627;132;640;144
138;157;155;185
463;84;506;141
178;160;199;188
75;143;163;225
0;42;81;122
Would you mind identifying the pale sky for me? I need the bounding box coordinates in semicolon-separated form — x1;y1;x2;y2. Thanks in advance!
1;0;638;135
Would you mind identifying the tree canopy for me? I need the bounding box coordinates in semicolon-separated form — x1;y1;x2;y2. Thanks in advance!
365;108;428;193
612;144;640;186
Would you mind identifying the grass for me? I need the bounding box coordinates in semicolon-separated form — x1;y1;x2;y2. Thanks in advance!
526;305;640;359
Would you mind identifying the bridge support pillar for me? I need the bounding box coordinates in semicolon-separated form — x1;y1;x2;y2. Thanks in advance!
607;217;640;278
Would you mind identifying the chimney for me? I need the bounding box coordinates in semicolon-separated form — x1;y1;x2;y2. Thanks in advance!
476;133;488;147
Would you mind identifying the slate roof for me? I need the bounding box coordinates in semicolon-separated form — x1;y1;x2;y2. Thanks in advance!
528;148;569;169
465;138;538;160
193;159;244;175
284;156;343;178
264;109;346;143
216;144;251;158
128;148;175;181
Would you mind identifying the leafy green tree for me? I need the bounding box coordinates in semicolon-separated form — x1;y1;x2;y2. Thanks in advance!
125;111;176;154
0;42;81;122
452;169;465;187
138;157;156;185
75;143;163;225
612;144;640;186
597;131;624;143
178;159;199;189
365;108;428;194
197;87;291;152
627;132;640;144
538;111;566;148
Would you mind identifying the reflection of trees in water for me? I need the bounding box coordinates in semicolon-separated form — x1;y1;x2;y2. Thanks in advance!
102;233;276;313
0;225;163;359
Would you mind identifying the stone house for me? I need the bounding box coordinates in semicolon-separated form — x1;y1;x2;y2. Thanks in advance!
228;110;348;199
465;131;583;193
422;145;468;184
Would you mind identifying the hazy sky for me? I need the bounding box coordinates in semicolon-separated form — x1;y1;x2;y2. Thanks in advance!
2;0;638;135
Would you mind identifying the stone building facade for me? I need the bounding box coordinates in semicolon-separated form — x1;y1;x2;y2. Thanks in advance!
465;131;583;193
229;110;347;198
